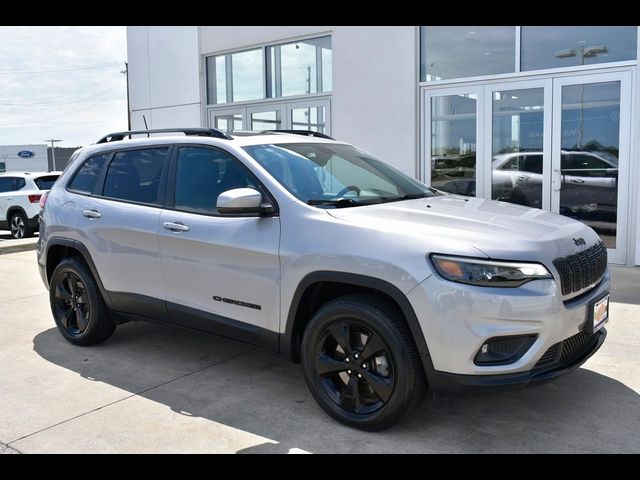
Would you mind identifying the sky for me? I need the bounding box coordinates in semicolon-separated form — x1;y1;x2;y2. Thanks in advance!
0;26;127;148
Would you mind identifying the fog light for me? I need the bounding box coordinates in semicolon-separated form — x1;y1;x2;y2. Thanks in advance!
474;334;537;366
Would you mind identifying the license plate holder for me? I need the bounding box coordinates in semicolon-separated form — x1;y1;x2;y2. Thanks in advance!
587;293;609;334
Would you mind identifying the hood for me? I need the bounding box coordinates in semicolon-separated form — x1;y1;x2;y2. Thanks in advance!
327;195;601;262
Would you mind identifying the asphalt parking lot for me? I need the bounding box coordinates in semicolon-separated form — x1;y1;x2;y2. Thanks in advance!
0;249;639;454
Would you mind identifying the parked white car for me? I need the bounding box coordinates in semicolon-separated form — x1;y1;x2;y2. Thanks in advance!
0;172;61;239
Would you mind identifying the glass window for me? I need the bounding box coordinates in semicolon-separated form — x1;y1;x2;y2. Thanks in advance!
231;49;263;102
206;56;227;104
267;36;332;97
68;154;108;194
34;175;60;190
420;26;515;81
250;110;283;130
0;177;20;192
102;148;168;204
174;147;257;214
214;113;243;132
244;143;437;206
0;163;5;173
521;26;637;71
430;94;477;196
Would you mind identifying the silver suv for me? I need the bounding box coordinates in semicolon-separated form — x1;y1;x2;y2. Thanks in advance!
37;128;609;431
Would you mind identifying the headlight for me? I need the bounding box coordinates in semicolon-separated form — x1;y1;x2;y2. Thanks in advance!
430;254;552;287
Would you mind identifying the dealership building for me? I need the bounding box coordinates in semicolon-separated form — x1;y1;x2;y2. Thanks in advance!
127;26;640;266
0;144;48;172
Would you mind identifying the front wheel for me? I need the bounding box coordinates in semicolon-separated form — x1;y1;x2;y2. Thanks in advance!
301;294;427;431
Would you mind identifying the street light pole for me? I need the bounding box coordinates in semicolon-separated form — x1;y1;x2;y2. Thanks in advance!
44;139;62;170
121;62;131;131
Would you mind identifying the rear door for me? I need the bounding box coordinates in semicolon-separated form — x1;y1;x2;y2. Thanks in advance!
68;147;171;318
157;145;280;348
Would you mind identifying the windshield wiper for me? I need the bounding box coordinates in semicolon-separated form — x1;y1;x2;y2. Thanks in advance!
307;198;358;208
377;192;434;204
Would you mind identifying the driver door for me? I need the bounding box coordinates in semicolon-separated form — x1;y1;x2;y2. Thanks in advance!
157;145;281;348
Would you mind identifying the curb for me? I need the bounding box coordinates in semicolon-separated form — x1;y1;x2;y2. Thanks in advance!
0;242;37;256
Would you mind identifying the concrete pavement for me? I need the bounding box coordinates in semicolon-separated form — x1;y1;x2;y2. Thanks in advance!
0;230;37;255
0;250;639;453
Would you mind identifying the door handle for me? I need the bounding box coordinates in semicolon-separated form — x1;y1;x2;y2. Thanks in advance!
82;209;102;219
570;178;585;184
163;221;190;233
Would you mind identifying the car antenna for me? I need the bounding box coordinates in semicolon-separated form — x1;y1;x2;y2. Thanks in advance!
143;115;150;137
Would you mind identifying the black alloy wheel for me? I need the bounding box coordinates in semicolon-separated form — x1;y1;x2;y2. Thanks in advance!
49;257;116;345
302;294;427;431
10;212;32;239
315;320;394;414
53;271;90;337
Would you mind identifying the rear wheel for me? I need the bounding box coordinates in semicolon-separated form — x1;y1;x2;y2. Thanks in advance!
9;211;33;239
301;294;427;431
49;257;116;345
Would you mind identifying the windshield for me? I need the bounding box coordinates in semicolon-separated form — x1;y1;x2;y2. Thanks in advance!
243;143;439;207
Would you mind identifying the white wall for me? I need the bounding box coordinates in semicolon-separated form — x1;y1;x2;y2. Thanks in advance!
127;26;201;130
0;144;48;172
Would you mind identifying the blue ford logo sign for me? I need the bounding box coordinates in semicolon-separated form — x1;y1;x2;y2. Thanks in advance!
17;150;35;158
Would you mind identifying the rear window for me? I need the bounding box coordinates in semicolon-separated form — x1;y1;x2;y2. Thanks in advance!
102;148;168;204
34;175;60;190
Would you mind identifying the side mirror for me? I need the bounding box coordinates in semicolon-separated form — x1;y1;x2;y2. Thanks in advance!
217;188;274;215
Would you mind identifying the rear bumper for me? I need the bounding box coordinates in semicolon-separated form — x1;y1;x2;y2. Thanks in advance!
423;328;606;395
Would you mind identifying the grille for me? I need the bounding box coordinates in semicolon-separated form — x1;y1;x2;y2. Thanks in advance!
553;241;607;295
534;330;598;369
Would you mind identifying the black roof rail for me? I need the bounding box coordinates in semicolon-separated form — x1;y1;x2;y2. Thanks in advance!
96;128;233;144
260;129;334;140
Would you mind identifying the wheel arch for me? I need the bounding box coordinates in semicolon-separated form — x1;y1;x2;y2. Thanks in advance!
281;271;430;364
6;205;28;222
45;238;113;307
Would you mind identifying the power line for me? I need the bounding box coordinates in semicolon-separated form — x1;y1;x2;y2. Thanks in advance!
0;87;117;106
0;62;123;75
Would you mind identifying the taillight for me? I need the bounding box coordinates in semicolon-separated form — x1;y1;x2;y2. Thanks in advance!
38;192;48;208
28;194;42;204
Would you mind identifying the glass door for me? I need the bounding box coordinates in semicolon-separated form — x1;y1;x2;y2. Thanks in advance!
552;72;631;262
484;79;552;210
286;98;331;134
246;104;286;131
423;86;483;196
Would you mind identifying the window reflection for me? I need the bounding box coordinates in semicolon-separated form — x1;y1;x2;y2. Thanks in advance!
559;82;620;248
491;88;545;208
291;106;326;133
250;111;282;131
521;26;637;71
421;26;515;81
430;94;477;195
267;36;332;98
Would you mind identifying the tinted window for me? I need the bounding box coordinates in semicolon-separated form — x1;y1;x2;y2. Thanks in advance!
174;147;257;214
0;177;26;192
34;175;60;190
103;148;168;204
68;154;108;194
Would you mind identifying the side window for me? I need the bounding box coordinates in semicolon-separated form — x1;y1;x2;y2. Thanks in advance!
0;177;15;192
103;148;168;204
68;154;109;194
0;177;25;192
174;147;256;214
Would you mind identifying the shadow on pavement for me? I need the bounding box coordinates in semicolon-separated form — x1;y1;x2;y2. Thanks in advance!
33;321;640;453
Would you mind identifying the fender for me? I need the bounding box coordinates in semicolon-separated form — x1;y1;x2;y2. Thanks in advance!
45;237;113;307
1;205;29;228
281;271;430;358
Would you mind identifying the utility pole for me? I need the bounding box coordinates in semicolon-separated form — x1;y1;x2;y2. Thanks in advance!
121;61;131;130
44;139;62;170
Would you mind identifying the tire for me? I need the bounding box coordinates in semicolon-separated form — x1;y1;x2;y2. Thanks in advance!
49;257;116;346
9;211;33;239
301;294;427;431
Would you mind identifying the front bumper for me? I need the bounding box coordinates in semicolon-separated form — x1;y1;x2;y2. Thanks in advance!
422;328;606;395
406;269;610;376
